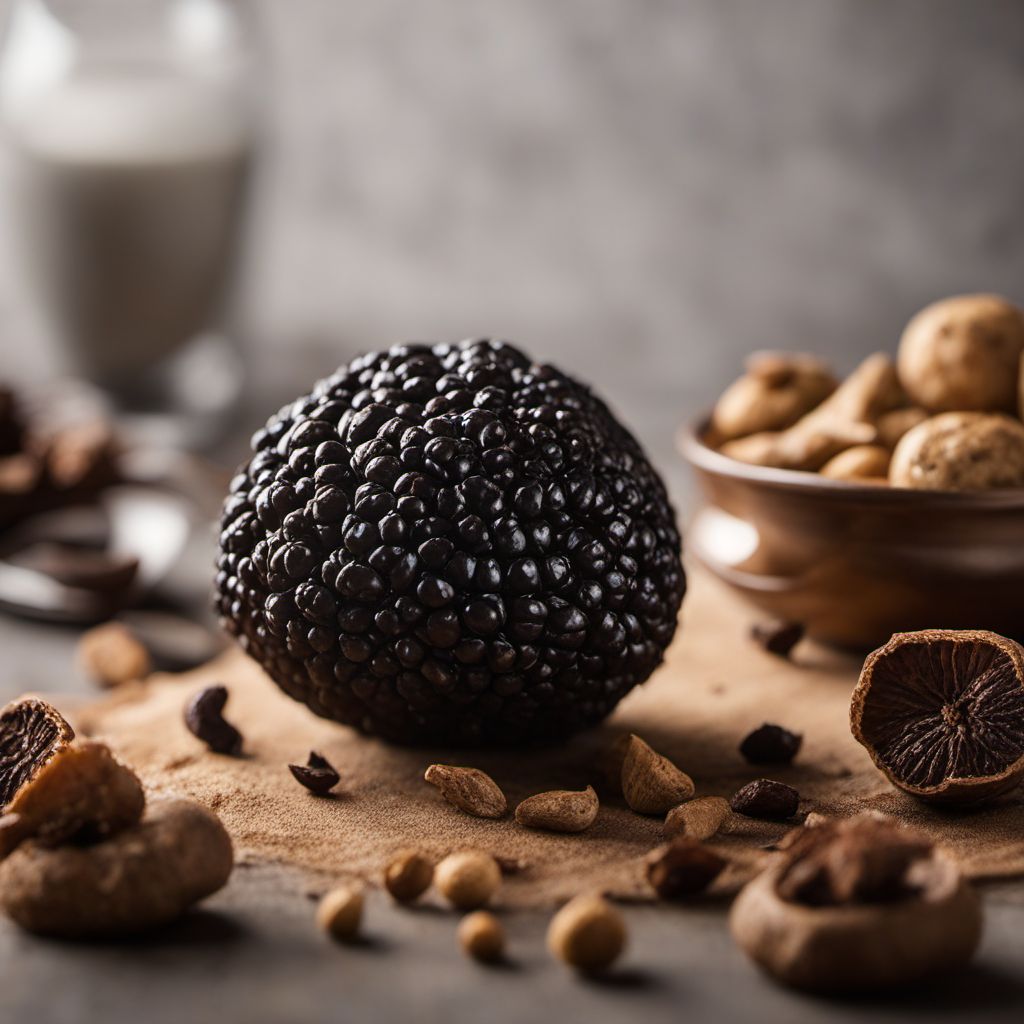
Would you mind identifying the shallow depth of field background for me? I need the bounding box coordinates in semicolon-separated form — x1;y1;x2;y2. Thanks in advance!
1;0;1022;492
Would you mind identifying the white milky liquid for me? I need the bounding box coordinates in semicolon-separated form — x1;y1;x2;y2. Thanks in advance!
6;75;253;385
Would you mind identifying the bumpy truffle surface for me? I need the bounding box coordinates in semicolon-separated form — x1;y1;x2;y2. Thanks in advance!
215;340;684;745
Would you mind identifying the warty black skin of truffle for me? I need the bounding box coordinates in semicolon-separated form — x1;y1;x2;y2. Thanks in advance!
215;340;685;745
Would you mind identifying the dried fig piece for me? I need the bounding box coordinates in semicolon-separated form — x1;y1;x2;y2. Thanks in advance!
0;699;74;808
730;816;982;993
851;629;1024;804
730;779;799;820
645;837;727;900
0;799;233;937
185;685;243;756
739;723;802;765
2;741;144;855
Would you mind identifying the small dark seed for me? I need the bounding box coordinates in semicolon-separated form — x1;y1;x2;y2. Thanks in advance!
645;838;727;899
750;620;804;657
730;779;799;820
739;723;803;764
184;685;243;756
288;750;340;795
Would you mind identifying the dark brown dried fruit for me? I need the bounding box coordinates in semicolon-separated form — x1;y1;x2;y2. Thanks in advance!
739;723;802;764
851;629;1024;804
288;751;340;795
184;685;243;756
730;779;799;820
750;621;804;657
0;699;74;807
645;837;727;899
776;816;933;906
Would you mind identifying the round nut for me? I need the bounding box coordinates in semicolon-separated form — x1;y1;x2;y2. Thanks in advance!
317;884;364;941
889;412;1024;490
458;910;505;963
819;445;891;481
384;850;434;903
897;294;1024;413
0;799;232;937
730;855;981;993
77;623;151;688
435;851;501;910
547;894;626;972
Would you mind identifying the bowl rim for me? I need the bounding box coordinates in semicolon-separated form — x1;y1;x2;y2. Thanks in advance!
678;417;1024;509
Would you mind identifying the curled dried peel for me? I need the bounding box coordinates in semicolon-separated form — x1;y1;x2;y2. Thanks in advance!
0;699;74;809
851;629;1024;805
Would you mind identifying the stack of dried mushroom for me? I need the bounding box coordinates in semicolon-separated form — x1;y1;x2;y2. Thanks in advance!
708;293;1024;490
0;697;233;937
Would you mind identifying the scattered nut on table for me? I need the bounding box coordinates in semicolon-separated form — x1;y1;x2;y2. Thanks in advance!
458;910;506;963
514;786;599;833
317;884;365;941
547;894;626;973
435;851;502;910
620;734;694;815
384;850;434;903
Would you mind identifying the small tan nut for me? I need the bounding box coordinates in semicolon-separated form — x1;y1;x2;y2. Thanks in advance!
664;796;730;840
384;850;434;903
514;786;599;833
547;894;626;973
719;354;903;471
898;294;1024;413
0;798;233;937
889;412;1024;491
621;734;694;816
77;622;151;688
424;764;507;819
876;407;928;450
729;853;981;994
819;444;891;481
3;741;144;855
435;851;502;910
458;910;506;963
317;884;364;941
711;353;836;442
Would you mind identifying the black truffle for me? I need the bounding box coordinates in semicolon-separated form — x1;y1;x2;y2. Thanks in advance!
215;340;684;745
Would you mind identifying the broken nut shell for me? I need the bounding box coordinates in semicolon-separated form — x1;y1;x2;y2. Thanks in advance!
514;786;599;833
620;735;694;816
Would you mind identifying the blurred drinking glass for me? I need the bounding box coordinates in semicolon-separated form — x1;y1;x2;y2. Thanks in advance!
0;0;259;446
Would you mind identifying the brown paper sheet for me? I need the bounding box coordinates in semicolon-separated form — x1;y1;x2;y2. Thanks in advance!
77;570;1024;909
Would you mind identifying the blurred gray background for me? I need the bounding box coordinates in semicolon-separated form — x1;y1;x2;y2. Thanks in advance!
3;0;1023;493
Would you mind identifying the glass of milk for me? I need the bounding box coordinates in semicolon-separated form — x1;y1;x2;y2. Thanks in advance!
0;0;259;446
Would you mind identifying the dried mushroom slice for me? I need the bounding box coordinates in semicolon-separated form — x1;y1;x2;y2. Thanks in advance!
0;699;74;808
851;630;1024;805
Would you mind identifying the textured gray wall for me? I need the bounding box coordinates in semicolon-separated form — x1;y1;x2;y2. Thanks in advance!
4;0;1024;488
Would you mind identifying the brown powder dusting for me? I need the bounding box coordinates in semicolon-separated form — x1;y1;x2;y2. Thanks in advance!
75;572;1024;909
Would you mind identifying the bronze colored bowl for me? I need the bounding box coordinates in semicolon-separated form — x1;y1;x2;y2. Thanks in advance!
679;420;1024;651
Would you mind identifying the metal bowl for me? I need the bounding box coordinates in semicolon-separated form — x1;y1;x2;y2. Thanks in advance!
679;420;1024;650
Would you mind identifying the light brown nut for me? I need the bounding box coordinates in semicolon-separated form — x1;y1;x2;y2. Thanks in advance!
435;851;502;910
876;407;929;449
458;910;506;963
0;799;233;937
317;884;364;941
819;445;891;481
547;894;626;972
514;786;599;834
664;796;730;840
621;735;694;816
3;741;144;855
889;412;1024;491
384;850;434;903
711;354;836;442
77;622;151;688
424;765;507;819
897;294;1024;413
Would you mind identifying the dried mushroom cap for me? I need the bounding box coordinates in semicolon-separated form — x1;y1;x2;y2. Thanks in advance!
889;412;1024;491
851;629;1024;804
0;699;74;809
730;818;982;993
